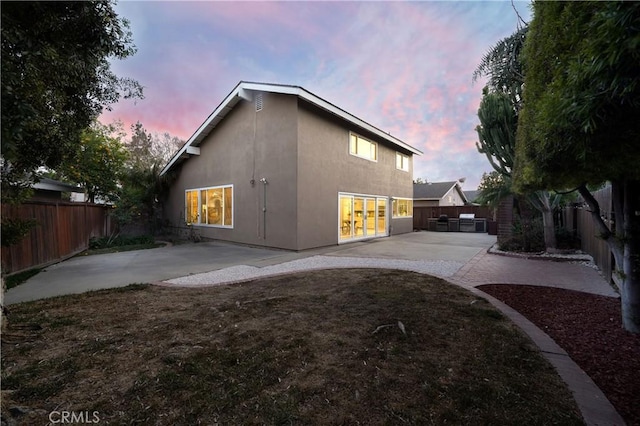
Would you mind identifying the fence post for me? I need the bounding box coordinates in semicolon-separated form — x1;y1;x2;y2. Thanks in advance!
497;195;514;245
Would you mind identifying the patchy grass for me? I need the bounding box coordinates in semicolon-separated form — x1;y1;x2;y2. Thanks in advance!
1;270;583;425
4;268;42;290
80;235;165;255
81;242;165;256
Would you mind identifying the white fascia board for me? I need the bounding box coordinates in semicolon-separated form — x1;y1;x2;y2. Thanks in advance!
296;88;423;156
455;185;469;203
240;82;422;155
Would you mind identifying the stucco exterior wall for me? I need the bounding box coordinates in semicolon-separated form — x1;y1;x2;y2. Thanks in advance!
296;101;414;249
165;91;415;251
165;92;300;249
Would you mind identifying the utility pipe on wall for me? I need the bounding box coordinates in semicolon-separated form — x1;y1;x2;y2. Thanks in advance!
260;178;268;239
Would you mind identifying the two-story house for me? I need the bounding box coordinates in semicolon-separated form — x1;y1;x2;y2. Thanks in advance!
160;82;422;250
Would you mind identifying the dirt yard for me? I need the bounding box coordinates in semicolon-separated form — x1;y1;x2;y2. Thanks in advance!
2;269;583;425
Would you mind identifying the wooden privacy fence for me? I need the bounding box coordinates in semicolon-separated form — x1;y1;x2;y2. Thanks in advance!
1;201;113;275
561;186;614;284
413;206;493;230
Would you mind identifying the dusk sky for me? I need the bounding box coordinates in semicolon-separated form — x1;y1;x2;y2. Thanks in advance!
100;1;532;190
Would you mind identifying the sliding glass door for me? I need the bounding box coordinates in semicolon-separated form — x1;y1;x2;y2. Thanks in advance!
339;193;387;242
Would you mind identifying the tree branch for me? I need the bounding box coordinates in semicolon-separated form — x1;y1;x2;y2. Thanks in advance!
578;184;612;241
511;0;528;29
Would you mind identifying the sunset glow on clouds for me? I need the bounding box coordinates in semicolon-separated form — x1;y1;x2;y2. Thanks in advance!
101;0;531;189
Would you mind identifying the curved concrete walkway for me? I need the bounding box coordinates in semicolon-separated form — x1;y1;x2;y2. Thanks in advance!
448;249;624;426
4;232;624;425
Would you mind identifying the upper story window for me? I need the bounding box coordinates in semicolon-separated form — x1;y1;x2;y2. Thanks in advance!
396;152;409;171
349;133;377;162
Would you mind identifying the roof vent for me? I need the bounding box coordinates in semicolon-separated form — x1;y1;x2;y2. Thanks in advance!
256;93;263;112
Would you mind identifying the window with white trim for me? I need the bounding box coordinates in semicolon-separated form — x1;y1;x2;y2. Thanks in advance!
185;185;233;227
396;152;409;171
392;197;413;218
349;133;377;161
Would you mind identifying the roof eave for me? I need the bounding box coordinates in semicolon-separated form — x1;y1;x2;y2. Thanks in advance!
160;82;247;176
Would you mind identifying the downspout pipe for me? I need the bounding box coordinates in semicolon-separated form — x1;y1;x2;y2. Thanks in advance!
260;178;268;239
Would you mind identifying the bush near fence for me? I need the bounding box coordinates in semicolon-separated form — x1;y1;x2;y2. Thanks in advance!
1;201;113;275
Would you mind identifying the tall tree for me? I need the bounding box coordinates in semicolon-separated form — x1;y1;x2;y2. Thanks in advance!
473;23;557;252
125;122;184;169
1;1;142;191
473;26;527;111
115;122;181;236
151;132;185;167
127;121;154;169
474;25;558;251
1;0;142;331
58;122;129;203
515;1;640;333
475;88;516;178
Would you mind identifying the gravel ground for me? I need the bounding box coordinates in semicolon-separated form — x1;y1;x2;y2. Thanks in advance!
164;255;465;287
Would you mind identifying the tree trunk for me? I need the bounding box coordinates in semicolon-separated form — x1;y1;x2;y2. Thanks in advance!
530;190;557;252
541;208;557;252
1;276;7;334
621;179;640;333
579;182;639;333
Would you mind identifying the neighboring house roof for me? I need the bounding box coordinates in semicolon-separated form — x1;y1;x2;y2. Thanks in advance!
33;178;82;193
413;181;469;203
160;81;423;176
464;190;479;203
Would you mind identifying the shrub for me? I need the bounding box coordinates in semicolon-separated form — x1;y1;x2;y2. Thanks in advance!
499;216;545;253
89;235;155;250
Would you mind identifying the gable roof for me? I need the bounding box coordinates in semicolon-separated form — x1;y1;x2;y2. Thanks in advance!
464;190;479;203
414;181;468;203
160;81;422;176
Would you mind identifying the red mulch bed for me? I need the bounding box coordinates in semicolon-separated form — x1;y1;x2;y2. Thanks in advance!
478;284;640;426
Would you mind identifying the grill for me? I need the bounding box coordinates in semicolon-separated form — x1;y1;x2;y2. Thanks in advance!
436;214;448;231
459;213;475;232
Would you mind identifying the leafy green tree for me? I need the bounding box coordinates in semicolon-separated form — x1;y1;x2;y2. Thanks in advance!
475;171;511;209
113;123;180;236
515;1;640;333
1;1;142;193
1;0;141;331
116;164;171;236
474;25;558;250
58;122;129;203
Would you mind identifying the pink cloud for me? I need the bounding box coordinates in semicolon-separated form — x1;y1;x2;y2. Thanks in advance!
102;1;527;189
